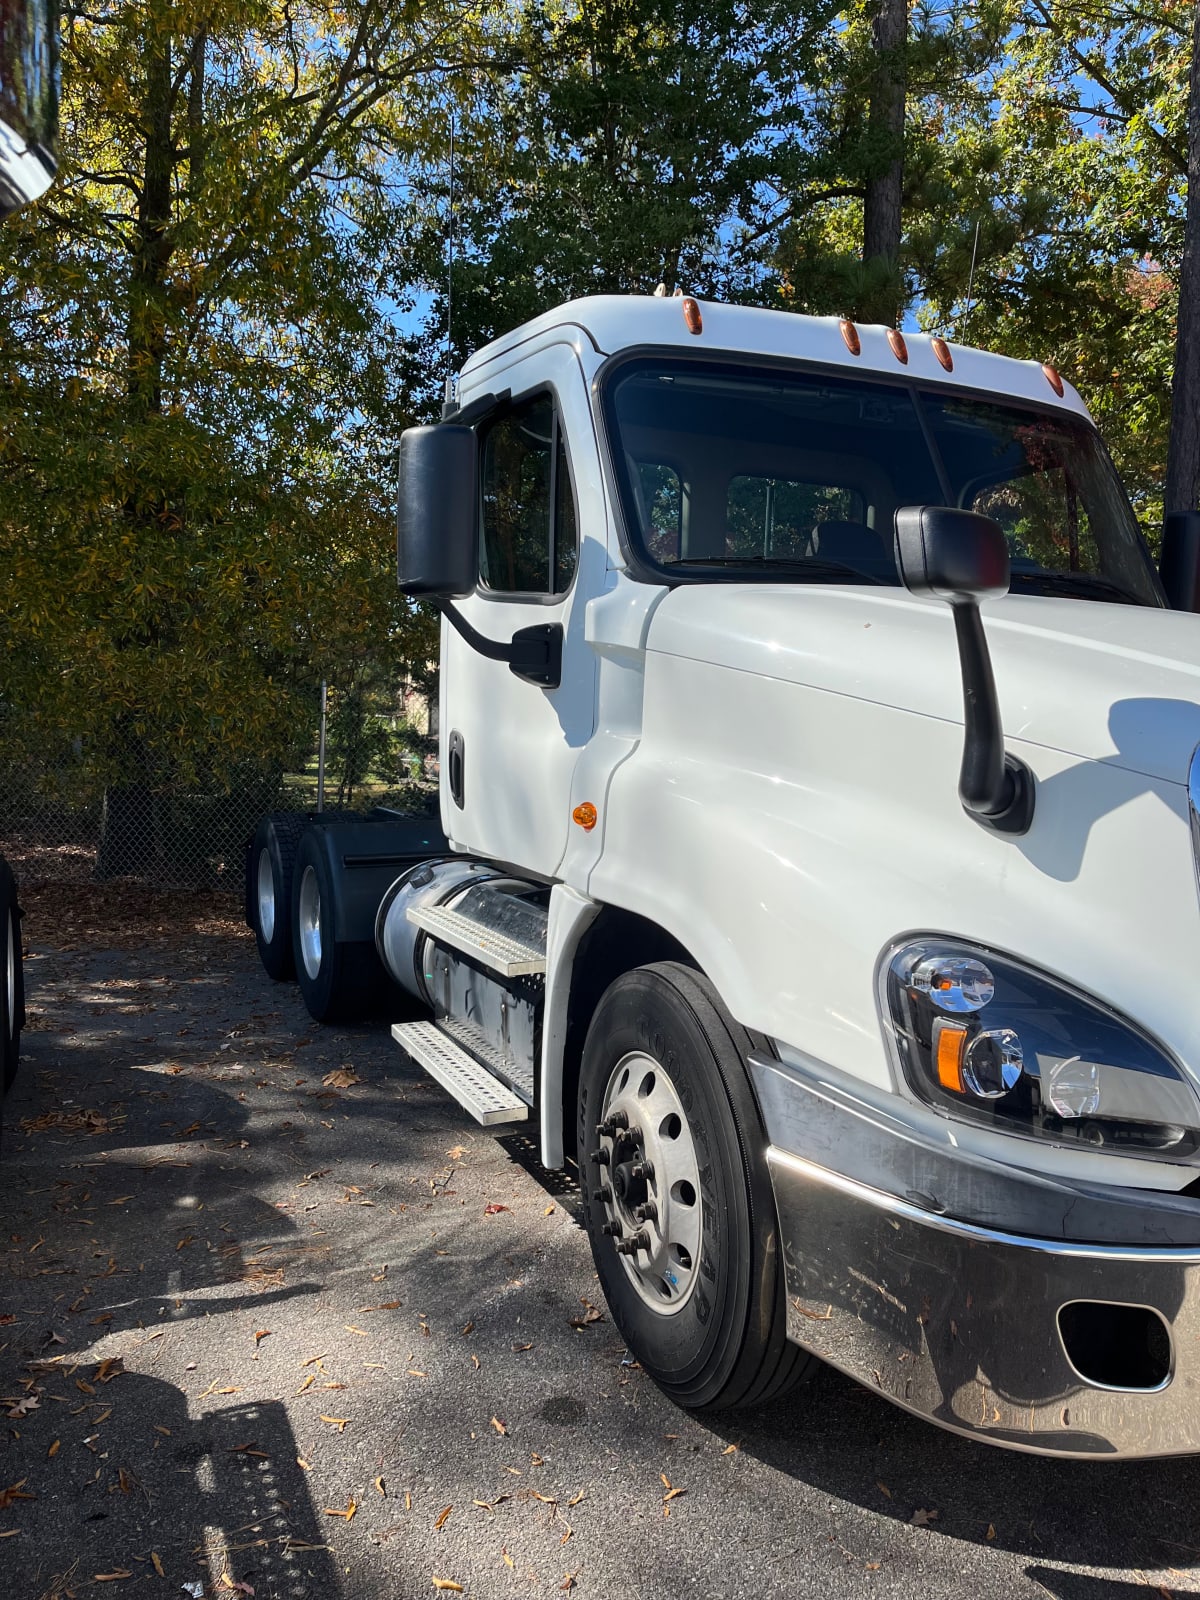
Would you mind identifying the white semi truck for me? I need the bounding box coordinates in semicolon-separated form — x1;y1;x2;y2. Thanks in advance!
248;291;1200;1459
0;0;59;1114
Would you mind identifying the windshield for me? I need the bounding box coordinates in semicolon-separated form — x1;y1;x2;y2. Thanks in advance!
605;358;1163;606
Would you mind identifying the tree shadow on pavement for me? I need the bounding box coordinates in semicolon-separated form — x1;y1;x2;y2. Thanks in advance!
707;1364;1200;1580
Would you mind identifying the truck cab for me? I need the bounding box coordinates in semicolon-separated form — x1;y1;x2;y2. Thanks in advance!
253;293;1200;1458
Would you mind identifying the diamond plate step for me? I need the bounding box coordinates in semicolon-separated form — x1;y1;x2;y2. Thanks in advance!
438;1015;535;1104
391;1020;529;1125
407;904;546;977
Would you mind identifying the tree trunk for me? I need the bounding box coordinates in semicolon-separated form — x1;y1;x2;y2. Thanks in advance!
126;29;174;415
859;0;907;325
1165;0;1200;516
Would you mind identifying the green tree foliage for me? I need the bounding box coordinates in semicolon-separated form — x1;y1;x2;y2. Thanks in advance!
420;0;840;354
0;0;457;834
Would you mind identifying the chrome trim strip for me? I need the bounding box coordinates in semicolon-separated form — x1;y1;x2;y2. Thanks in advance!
767;1147;1200;1265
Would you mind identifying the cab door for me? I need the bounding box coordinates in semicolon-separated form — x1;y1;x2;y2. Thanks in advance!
439;344;600;877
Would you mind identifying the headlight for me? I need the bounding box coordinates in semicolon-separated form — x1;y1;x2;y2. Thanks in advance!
881;938;1200;1159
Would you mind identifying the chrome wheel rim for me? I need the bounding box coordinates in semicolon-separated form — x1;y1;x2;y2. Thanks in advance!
256;847;276;943
298;865;323;980
594;1050;702;1315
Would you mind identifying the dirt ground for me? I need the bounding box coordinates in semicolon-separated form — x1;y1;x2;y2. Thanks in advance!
1;877;1197;1600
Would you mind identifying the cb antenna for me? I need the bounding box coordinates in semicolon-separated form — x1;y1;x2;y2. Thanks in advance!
443;114;456;411
959;217;981;345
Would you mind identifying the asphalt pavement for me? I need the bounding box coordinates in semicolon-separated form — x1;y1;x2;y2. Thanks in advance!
0;881;1195;1600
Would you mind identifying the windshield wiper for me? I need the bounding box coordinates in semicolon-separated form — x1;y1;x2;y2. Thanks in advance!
674;556;887;585
1009;570;1140;604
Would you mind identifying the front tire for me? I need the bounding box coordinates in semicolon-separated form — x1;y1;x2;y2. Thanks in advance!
577;962;815;1410
290;831;388;1023
1;858;24;1095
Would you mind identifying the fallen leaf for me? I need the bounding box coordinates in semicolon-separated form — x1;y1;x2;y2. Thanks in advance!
407;1370;427;1379
359;1301;401;1312
431;1580;463;1593
118;1466;135;1494
460;1322;474;1337
877;1481;891;1499
96;1359;125;1383
296;1458;312;1471
5;1397;39;1418
344;1325;369;1337
324;1501;357;1522
512;1343;533;1352
319;1416;348;1432
0;1481;34;1509
502;1548;515;1569
93;1573;133;1582
153;1425;171;1436
434;1505;453;1529
322;1069;361;1089
151;1552;165;1576
374;1477;386;1498
471;1356;480;1371
910;1508;939;1527
295;1375;316;1395
47;1440;60;1458
483;1204;510;1215
986;1524;996;1541
300;1353;327;1367
543;1205;555;1216
491;1417;508;1436
722;1443;741;1456
254;1330;271;1344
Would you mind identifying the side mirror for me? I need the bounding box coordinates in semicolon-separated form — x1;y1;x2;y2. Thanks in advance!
396;424;477;597
1160;511;1200;611
893;504;1034;837
893;505;1010;601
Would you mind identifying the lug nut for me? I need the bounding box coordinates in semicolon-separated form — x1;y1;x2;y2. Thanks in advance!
616;1230;651;1255
631;1160;654;1182
608;1109;629;1130
601;1220;623;1237
596;1185;612;1205
588;1148;610;1166
634;1201;657;1222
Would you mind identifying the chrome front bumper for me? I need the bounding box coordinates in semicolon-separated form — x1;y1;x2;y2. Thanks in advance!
751;1055;1200;1458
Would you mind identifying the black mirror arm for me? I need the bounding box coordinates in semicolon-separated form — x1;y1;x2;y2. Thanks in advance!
435;601;563;690
951;600;1035;835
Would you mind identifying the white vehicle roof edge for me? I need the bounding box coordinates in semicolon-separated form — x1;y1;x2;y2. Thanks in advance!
457;294;1091;422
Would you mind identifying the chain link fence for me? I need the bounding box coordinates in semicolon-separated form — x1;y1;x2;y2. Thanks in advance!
0;676;439;891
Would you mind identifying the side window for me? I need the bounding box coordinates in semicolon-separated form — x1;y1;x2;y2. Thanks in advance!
725;477;865;560
480;394;577;595
635;462;683;562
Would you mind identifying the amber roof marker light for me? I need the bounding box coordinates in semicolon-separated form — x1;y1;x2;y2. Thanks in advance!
1042;362;1065;397
887;328;909;364
681;296;703;335
931;337;954;372
839;318;861;356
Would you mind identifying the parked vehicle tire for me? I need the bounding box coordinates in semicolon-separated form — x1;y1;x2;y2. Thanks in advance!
250;813;310;981
290;830;388;1023
1;857;24;1094
577;961;816;1410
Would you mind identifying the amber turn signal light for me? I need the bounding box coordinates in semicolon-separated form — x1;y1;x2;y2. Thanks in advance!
573;802;598;831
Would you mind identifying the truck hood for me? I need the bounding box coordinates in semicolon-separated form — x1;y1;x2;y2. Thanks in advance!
646;585;1200;786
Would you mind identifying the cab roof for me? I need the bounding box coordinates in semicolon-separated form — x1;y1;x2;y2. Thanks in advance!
458;294;1089;419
